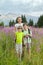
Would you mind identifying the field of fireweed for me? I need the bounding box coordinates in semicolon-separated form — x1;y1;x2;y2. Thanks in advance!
0;27;43;65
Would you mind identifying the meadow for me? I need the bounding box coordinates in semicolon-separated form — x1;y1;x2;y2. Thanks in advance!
0;27;43;65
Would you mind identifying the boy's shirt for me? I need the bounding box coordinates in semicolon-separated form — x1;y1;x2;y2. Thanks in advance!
23;29;32;43
15;32;24;44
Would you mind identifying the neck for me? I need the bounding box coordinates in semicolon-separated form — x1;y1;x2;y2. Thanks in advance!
24;28;28;31
18;30;21;32
19;22;21;24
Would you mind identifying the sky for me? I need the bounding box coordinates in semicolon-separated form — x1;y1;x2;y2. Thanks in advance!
0;0;43;17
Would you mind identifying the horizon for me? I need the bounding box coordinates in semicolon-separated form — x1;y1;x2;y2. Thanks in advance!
0;13;39;25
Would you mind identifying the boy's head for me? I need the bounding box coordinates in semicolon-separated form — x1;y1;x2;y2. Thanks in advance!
23;23;28;30
17;26;22;32
16;17;22;23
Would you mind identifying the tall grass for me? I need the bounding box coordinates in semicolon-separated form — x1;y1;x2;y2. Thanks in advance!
0;31;43;65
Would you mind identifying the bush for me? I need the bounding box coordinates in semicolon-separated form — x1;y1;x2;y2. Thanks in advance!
0;22;4;27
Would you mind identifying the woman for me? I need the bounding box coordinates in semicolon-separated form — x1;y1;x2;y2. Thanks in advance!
15;17;23;31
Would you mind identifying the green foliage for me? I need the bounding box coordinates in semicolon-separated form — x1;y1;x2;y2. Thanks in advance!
37;15;43;27
0;22;4;26
28;19;34;26
9;20;15;27
21;15;27;23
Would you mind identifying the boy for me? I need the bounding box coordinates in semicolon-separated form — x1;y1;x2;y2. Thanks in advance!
23;23;32;56
15;26;24;61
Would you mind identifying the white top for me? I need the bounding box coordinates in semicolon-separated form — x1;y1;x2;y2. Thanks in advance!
15;23;23;28
15;23;23;31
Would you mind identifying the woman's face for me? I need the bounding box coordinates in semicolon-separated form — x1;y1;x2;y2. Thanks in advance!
17;17;22;23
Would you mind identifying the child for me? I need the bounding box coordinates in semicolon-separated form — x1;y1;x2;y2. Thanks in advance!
23;23;32;56
15;26;24;61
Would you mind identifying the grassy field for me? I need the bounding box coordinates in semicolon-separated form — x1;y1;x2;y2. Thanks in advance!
0;27;43;65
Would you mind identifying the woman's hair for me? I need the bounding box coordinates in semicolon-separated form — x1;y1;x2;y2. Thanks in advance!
16;16;21;23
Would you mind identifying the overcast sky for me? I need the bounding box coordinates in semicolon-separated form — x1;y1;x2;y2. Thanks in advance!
0;0;43;16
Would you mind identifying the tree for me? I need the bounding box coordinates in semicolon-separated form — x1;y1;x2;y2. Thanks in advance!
0;22;4;27
37;15;43;27
12;20;15;26
9;20;15;27
9;20;11;26
21;15;27;23
34;23;38;28
28;19;34;26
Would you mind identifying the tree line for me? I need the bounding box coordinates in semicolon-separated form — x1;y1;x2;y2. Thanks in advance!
0;15;43;27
